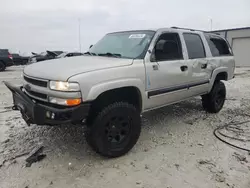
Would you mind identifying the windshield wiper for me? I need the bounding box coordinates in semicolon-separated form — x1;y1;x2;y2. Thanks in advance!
83;51;96;56
98;52;122;58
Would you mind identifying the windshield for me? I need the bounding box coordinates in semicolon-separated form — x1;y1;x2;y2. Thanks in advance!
89;30;155;59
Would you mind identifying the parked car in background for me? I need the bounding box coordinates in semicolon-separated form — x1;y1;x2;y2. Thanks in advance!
52;51;64;55
56;52;83;58
12;53;29;65
31;52;38;56
28;50;64;64
0;49;14;71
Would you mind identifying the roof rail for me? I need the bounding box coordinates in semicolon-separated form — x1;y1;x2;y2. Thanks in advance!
171;27;222;36
171;26;205;32
204;31;221;35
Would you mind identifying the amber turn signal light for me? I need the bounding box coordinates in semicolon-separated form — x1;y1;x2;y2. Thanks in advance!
66;98;81;106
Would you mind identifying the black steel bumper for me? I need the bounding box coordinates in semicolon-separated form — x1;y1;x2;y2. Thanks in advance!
4;82;90;126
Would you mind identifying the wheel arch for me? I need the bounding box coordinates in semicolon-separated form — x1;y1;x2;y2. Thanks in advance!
85;79;146;125
94;86;143;111
209;67;229;91
215;72;228;81
86;79;145;111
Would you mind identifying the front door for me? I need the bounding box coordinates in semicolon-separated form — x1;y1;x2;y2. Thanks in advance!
144;32;191;110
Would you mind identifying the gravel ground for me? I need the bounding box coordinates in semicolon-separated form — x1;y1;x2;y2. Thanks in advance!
0;66;250;188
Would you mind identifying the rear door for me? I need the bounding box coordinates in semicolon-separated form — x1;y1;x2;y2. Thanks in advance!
182;33;211;96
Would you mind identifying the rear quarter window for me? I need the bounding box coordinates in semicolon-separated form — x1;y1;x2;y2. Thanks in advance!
205;35;232;57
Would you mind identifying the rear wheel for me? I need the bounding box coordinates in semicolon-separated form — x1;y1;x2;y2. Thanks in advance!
86;102;141;158
0;62;6;72
202;81;226;113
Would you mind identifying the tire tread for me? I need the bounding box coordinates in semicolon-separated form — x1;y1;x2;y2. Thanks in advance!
85;101;141;158
202;81;226;113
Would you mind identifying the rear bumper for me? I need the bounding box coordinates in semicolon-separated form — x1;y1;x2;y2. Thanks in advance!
4;82;90;126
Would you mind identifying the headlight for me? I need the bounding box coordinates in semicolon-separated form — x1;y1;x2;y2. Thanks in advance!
49;81;80;91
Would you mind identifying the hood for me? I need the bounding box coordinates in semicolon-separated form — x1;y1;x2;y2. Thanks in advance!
24;56;133;81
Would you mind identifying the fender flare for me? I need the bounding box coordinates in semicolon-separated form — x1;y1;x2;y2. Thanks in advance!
209;67;229;91
86;78;146;109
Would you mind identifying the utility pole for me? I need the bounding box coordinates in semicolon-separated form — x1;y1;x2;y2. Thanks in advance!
78;18;82;52
210;18;213;31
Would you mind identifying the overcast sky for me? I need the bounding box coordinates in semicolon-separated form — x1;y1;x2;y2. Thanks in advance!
0;0;250;55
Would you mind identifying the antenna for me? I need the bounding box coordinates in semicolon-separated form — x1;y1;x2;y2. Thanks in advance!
78;18;82;52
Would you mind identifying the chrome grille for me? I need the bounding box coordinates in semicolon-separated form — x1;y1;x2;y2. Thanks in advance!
25;89;47;100
23;75;48;101
24;75;47;87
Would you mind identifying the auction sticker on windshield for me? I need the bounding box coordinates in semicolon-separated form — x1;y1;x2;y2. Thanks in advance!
129;34;146;39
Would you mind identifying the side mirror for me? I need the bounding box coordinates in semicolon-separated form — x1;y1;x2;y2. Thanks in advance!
89;45;93;49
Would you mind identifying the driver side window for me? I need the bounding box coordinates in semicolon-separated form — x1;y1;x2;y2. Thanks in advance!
152;33;183;62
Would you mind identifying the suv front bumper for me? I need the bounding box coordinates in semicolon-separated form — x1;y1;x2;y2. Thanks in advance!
4;82;90;126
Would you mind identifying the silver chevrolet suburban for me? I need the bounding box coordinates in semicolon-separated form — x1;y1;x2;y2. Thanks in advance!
5;27;235;157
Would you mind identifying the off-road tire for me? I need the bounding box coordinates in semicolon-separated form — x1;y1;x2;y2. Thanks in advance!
202;81;226;113
85;102;141;158
0;61;6;72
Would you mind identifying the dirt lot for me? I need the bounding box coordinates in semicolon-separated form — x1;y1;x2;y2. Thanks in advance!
0;66;250;188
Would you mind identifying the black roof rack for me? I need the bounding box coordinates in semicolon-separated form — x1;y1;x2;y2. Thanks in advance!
171;26;222;36
171;26;205;32
205;32;221;35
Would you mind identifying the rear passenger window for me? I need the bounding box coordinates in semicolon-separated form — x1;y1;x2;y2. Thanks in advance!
205;35;231;56
183;33;206;59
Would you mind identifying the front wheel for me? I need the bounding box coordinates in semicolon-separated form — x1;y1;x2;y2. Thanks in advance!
202;81;226;113
86;102;141;158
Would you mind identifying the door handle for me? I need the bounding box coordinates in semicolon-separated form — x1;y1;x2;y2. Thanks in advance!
152;64;158;70
201;63;207;69
180;65;188;72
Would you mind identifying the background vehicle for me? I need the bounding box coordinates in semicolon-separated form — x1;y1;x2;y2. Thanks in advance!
0;49;14;71
5;27;235;157
56;52;83;58
28;50;64;64
12;53;29;65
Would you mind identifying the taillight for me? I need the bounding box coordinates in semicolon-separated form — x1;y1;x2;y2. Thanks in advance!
8;54;13;60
